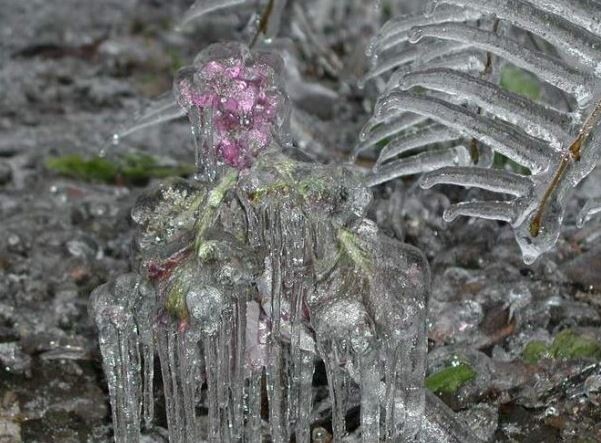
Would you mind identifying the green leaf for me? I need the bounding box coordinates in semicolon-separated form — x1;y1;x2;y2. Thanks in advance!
425;362;476;394
45;153;195;185
522;340;549;364
45;154;119;182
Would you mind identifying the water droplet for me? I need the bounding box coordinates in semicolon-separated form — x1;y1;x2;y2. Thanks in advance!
409;28;424;44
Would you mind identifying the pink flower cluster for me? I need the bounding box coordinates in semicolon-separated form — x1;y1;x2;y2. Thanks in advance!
177;51;284;170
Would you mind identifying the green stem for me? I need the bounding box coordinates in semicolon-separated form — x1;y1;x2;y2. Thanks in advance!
195;170;239;253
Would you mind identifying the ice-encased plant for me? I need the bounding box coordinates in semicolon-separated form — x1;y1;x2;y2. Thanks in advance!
359;0;601;264
91;42;441;443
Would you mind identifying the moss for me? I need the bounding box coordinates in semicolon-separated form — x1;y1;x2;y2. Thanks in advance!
500;65;541;101
522;330;601;364
45;153;195;185
522;340;549;364
549;330;601;361
425;362;477;394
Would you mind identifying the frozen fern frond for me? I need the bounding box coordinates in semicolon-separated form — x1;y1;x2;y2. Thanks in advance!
360;0;601;264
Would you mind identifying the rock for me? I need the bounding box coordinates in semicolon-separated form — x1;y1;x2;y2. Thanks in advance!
0;342;32;375
0;161;12;185
562;245;601;289
0;391;22;443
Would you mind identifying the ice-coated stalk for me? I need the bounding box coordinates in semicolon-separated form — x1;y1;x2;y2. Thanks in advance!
409;22;593;104
420;166;533;197
440;0;601;73
365;40;469;80
399;68;572;144
371;4;482;55
108;96;186;147
376;91;555;173
179;0;248;28
525;0;601;37
443;200;518;223
369;146;472;186
377;124;461;165
385;50;487;91
354;113;427;156
263;0;288;40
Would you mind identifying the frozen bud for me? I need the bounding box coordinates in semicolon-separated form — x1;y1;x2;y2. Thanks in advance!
174;42;289;170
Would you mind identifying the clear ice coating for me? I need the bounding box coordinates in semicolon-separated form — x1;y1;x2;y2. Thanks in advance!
360;0;601;264
90;42;476;442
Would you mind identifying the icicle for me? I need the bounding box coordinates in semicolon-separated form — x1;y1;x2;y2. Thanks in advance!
89;276;143;443
408;22;594;104
441;0;601;73
368;145;471;186
383;347;398;440
376;124;461;165
359;351;381;443
375;91;555;173
135;280;156;431
141;343;155;430
399;68;572;144
443;200;519;223
318;342;350;441
178;0;248;29
230;299;247;439
157;325;201;443
295;352;314;443
394;337;425;441
578;197;601;227
217;310;234;442
420;166;533;197
204;333;221;443
345;356;480;442
245;370;263;443
265;209;287;443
